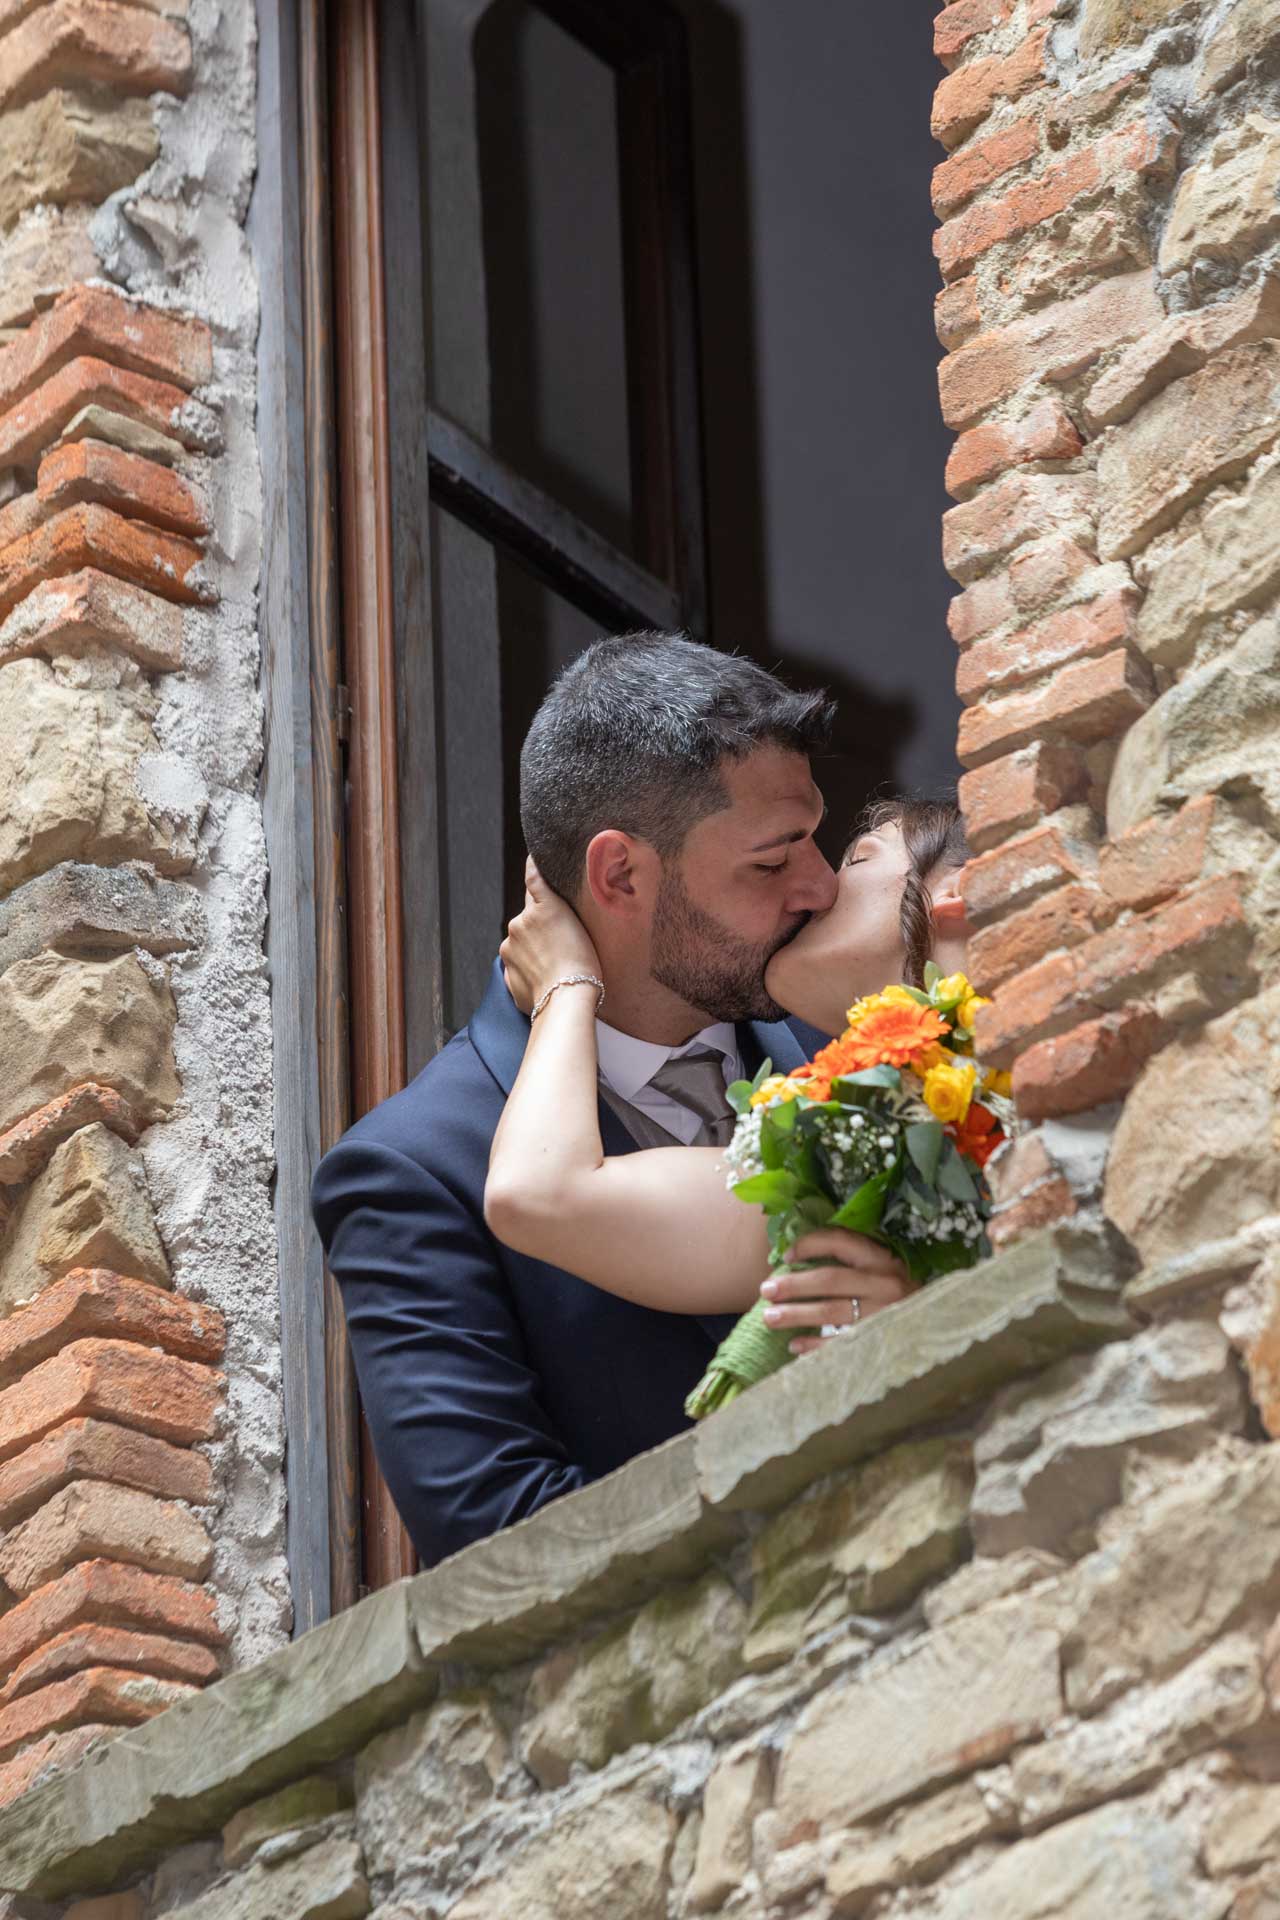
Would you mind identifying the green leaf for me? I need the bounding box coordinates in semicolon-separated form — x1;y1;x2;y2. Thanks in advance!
937;1143;979;1203
923;960;942;990
830;1167;893;1235
726;1078;755;1116
732;1169;799;1209
832;1064;903;1094
752;1057;773;1090
905;1119;944;1184
771;1097;799;1134
796;1193;836;1231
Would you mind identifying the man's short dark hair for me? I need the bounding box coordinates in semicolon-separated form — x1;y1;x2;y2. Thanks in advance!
520;632;834;899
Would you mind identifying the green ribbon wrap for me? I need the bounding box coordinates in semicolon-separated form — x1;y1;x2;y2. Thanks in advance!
684;1296;820;1420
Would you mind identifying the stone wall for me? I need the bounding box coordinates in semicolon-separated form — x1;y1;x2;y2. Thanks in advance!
0;0;288;1813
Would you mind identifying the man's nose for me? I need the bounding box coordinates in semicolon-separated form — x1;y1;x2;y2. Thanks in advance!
785;843;838;914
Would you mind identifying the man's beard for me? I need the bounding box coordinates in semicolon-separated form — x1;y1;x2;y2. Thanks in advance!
650;865;805;1023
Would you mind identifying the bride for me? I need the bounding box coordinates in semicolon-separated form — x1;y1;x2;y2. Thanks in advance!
486;798;970;1354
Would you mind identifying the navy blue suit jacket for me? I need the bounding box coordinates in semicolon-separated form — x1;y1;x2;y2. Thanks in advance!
311;958;821;1568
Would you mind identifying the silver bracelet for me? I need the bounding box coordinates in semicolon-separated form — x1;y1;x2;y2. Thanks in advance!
530;973;606;1021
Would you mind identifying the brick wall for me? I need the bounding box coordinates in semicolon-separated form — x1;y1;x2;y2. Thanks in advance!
937;0;1280;1303
0;0;288;1815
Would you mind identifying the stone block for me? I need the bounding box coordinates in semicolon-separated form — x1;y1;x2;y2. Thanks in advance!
222;1774;355;1871
1136;457;1280;669
144;1830;368;1920
1098;341;1280;559
1200;0;1280;92
0;1725;109;1814
1085;269;1280;433
1104;988;1280;1266
745;1436;973;1669
1080;0;1202;58
823;1777;1004;1910
695;1225;1130;1518
1161;117;1280;275
52;407;184;467
0;1126;169;1313
64;1896;143;1920
521;1569;745;1787
1061;1447;1280;1711
0;661;197;895
0;1668;194;1765
0;572;186;676
928;1800;1231;1920
0;1087;139;1190
1205;1783;1280;1875
5;1621;220;1704
354;1695;505;1878
0;1270;224;1386
0;951;178;1139
0;1561;225;1681
0;211;99;335
1011;1633;1266;1829
687;1742;770;1913
0;1481;214;1596
1125;1221;1270;1316
972;1317;1248;1555
445;1782;674;1920
0;860;201;997
0;1415;211;1527
774;1598;1062;1842
923;1546;1067;1629
0;91;156;235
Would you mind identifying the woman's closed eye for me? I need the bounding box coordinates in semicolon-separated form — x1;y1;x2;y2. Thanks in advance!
755;860;788;875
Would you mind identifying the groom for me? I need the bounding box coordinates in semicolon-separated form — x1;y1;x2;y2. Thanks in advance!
313;634;899;1568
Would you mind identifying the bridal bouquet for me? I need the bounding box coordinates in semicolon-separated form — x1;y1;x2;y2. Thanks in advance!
685;967;1014;1418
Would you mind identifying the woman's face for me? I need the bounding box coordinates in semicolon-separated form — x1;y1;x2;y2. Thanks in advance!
763;824;920;1036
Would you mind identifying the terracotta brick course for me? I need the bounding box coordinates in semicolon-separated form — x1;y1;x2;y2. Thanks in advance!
1007;536;1097;616
935;276;984;351
2;1622;220;1705
986;1128;1058;1208
0;1084;138;1190
0;1480;215;1594
943;472;1096;585
988;1175;1077;1248
1011;1005;1167;1119
0;1416;212;1528
932;115;1039;220
948;570;1016;647
939;269;1162;430
0;0;191;114
956;587;1139;706
945;398;1083;500
0;288;210;418
0;1722;107;1812
958;742;1090;852
0;1666;195;1765
0;1560;225;1680
0;1336;224;1462
0;1271;225;1388
934;0;1015;69
0;356;211;472
0;502;208;620
37;440;209;538
931;28;1049;151
969;881;1103;992
0;567;184;673
1098;796;1219;916
977;875;1250;1066
961;813;1101;926
958;644;1152;767
0;491;43;550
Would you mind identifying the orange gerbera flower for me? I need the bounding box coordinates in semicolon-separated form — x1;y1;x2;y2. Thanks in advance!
820;1001;949;1074
948;1101;1002;1170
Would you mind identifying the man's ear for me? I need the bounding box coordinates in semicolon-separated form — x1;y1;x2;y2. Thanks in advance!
583;830;654;915
931;871;969;933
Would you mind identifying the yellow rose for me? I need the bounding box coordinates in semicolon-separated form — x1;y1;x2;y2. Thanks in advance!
750;1074;802;1109
957;993;990;1031
932;972;970;1010
983;1067;1014;1099
922;1057;976;1125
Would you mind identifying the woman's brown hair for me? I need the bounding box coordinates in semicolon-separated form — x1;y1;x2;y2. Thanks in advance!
849;796;969;988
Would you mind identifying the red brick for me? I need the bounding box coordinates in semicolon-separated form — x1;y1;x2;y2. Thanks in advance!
0;1560;225;1679
934;0;1015;68
0;356;209;471
946;397;1084;499
1007;536;1096;615
0;0;190;114
0;567;185;674
935;121;1176;281
962;814;1100;925
0;1337;224;1464
935;276;985;352
37;440;209;538
931;28;1050;151
0;1271;225;1389
932;115;1039;219
943;472;1095;585
1011;1005;1167;1119
948;569;1016;647
957;586;1138;705
957;647;1153;768
0;490;43;549
986;1128;1058;1208
3;1623;220;1704
0;1723;108;1811
939;269;1163;430
1099;796;1218;915
977;875;1250;1066
959;742;1089;852
0;1085;139;1192
968;881;1103;992
0;503;208;619
0;1667;195;1764
0;287;210;417
989;1176;1077;1249
0;1480;214;1595
0;1416;212;1528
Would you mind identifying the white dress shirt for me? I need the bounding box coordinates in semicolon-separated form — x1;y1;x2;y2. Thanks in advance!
595;1020;742;1146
